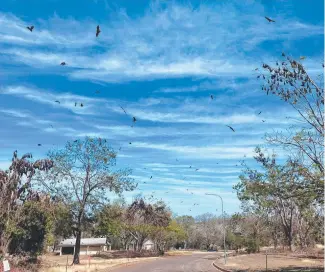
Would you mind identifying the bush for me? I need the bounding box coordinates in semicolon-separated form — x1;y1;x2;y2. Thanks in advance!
245;238;260;254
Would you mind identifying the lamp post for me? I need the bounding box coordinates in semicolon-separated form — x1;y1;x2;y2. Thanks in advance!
205;193;227;264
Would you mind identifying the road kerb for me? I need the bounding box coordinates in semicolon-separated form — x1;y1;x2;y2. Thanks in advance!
212;261;232;272
211;252;236;272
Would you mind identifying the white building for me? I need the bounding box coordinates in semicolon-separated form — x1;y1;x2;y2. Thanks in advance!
58;238;111;256
142;239;155;250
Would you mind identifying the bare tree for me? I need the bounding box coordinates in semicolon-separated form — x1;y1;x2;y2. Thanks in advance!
195;213;222;250
260;55;324;174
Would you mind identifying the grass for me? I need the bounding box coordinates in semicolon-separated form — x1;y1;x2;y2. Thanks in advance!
215;253;324;272
39;253;159;272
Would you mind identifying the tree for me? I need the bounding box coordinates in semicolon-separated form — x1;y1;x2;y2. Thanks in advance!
126;198;171;251
39;137;135;264
9;200;49;257
175;215;195;249
195;213;222;250
46;203;74;252
234;147;322;251
259;55;324;200
0;151;53;256
151;220;187;252
94;199;126;248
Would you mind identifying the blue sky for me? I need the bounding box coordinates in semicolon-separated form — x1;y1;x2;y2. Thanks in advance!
0;0;324;216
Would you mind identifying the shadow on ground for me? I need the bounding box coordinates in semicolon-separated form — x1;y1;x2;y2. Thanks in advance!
94;250;160;259
234;267;323;272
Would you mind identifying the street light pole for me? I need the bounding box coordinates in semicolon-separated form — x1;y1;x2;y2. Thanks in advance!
205;193;227;264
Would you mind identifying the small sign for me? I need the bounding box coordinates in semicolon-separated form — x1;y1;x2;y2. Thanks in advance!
3;259;10;272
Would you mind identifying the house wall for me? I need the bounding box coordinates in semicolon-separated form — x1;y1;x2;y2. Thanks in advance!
80;245;104;255
60;245;109;255
143;244;154;250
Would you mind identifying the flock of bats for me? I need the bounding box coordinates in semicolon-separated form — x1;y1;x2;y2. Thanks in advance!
24;15;277;211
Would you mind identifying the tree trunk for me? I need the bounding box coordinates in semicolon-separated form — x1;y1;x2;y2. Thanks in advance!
0;234;12;256
273;233;278;249
73;229;82;264
287;230;293;252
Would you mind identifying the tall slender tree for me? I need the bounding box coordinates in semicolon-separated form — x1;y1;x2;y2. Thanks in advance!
39;137;135;264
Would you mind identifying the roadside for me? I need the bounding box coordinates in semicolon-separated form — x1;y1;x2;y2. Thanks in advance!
39;250;204;272
39;254;159;272
213;252;324;272
109;252;221;272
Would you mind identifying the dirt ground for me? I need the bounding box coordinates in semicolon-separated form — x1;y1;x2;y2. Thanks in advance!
165;250;195;256
39;254;159;272
215;253;324;272
38;250;194;272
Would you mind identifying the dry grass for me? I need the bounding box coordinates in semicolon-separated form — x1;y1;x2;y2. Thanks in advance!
39;254;159;272
164;251;193;256
215;253;324;272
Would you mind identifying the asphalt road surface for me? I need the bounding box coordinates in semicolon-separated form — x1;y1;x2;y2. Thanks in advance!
111;252;220;272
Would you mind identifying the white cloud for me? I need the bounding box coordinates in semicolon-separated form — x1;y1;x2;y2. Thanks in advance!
122;108;272;125
0;85;106;115
182;174;240;180
0;109;30;118
143;163;190;168
0;2;323;82
0;13;97;47
131;142;255;159
0;108;52;125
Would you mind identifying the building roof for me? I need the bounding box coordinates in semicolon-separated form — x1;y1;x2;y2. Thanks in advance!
59;238;109;247
143;239;154;245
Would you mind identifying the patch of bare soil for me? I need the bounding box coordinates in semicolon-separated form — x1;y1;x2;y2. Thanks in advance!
94;250;160;259
165;250;193;256
215;253;324;272
39;252;159;272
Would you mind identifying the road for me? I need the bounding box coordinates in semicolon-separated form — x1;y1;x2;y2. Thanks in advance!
111;252;220;272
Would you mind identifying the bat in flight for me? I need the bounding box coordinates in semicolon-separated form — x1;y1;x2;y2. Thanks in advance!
226;125;235;132
26;26;34;32
265;16;275;23
96;25;101;37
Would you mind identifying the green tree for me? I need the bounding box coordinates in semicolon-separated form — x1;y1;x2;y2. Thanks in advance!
126;198;171;251
46;203;74;252
94;199;126;248
9;201;48;257
175;215;195;249
152;220;187;253
234;147;321;251
39;137;135;264
0;151;53;256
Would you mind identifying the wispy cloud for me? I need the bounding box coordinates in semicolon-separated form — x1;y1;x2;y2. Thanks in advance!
0;13;97;47
154;78;260;94
0;85;106;115
123;107;291;125
0;2;323;82
131;142;255;159
0;109;30;118
0;0;322;216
